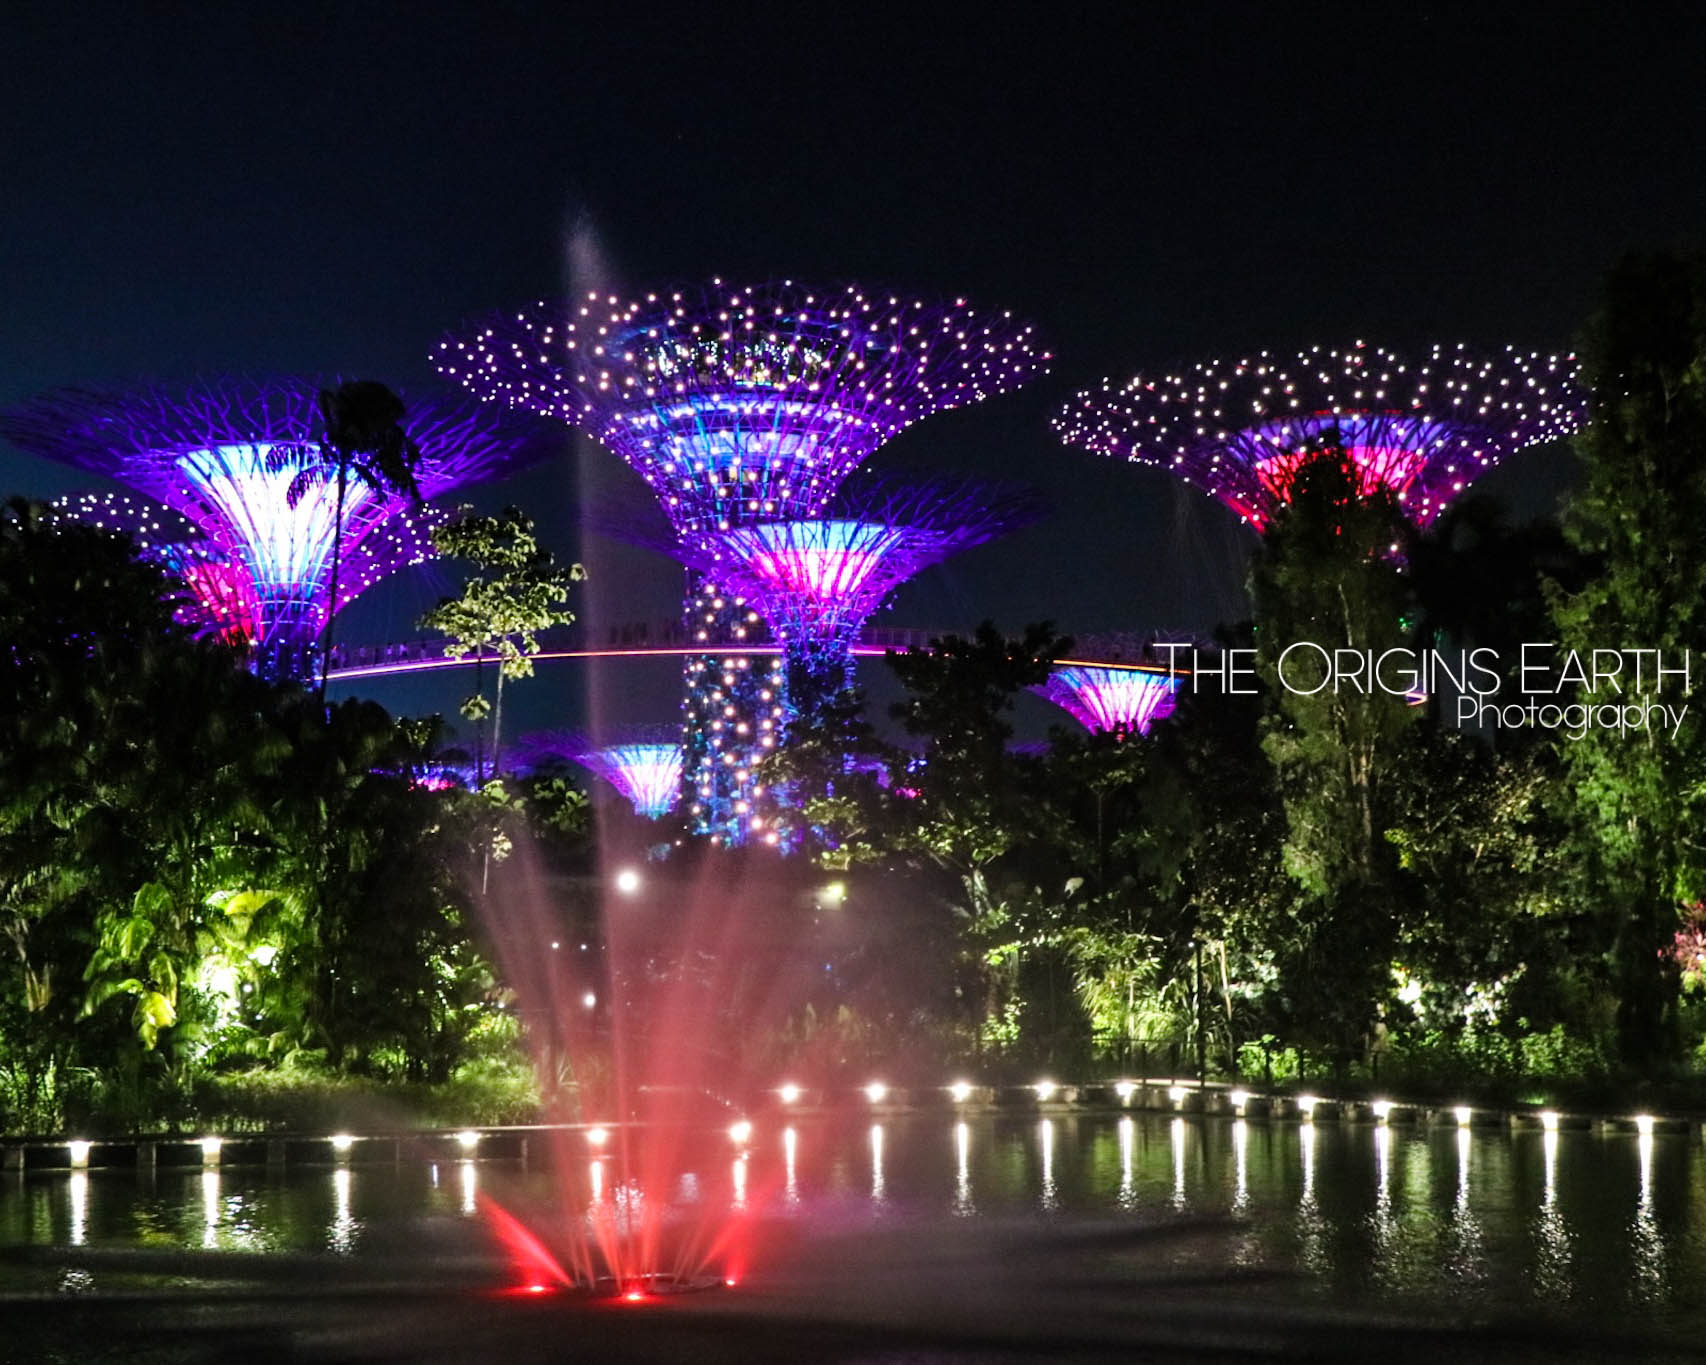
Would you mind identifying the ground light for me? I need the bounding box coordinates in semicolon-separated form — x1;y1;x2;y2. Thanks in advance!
728;1120;753;1146
586;1128;608;1147
613;868;642;896
67;1141;91;1167
865;1081;888;1103
1455;1105;1473;1127
1114;1080;1136;1103
949;1081;973;1103
456;1130;480;1151
1229;1090;1250;1114
1540;1110;1561;1132
1167;1085;1187;1106
1636;1114;1655;1136
1035;1080;1057;1102
330;1133;354;1153
777;1083;801;1104
199;1137;223;1160
1372;1100;1394;1122
1296;1095;1319;1118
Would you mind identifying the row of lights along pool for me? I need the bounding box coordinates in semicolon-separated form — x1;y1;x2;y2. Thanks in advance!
40;1087;1667;1169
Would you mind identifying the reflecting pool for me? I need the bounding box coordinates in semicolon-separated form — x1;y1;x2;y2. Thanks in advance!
3;1113;1701;1349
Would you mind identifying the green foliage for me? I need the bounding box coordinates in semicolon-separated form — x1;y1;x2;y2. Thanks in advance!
1251;450;1420;1065
1237;1036;1301;1084
420;505;584;781
1549;253;1706;1068
0;503;533;1133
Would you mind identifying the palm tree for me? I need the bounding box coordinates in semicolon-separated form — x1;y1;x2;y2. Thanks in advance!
289;381;422;702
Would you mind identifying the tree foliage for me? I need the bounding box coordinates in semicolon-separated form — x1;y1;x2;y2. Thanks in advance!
419;505;584;780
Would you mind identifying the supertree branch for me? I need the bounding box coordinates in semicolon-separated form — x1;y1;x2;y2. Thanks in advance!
1055;341;1586;531
436;278;1050;537
4;378;551;672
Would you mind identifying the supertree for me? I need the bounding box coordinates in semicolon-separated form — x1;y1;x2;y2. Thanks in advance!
1033;665;1180;735
677;476;1049;698
516;727;684;819
4;379;550;677
632;475;1047;843
1055;341;1585;532
437;279;1049;840
48;488;438;649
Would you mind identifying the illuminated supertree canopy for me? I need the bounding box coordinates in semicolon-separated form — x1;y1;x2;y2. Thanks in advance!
1034;665;1180;735
435;279;1050;538
1055;342;1585;531
4;379;551;669
50;488;440;648
517;727;684;819
661;476;1050;695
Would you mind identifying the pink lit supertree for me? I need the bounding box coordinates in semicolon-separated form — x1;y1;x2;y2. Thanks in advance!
1033;665;1180;735
437;280;1049;842
4;379;551;677
1055;341;1585;532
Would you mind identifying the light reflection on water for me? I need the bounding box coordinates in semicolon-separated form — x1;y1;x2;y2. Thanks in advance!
952;1121;973;1217
3;1113;1704;1326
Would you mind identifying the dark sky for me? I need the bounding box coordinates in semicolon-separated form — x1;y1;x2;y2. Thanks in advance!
5;1;1704;735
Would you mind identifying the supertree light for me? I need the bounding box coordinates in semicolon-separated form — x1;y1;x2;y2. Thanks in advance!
1055;341;1585;532
517;727;684;819
437;280;1048;843
4;379;551;676
1034;665;1180;735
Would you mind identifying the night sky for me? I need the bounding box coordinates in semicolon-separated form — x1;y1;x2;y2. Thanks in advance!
5;2;1704;736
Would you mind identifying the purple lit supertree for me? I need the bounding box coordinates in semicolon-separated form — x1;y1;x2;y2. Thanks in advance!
606;475;1045;843
4;379;550;677
1055;341;1585;532
1033;665;1180;735
437;280;1049;842
677;476;1049;702
516;727;683;820
49;489;441;649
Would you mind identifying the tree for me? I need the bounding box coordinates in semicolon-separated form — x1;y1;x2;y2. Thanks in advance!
289;380;422;701
419;505;584;783
1550;253;1706;1070
0;500;294;1122
1250;449;1421;1068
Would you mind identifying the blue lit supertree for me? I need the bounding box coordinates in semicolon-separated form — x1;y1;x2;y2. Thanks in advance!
438;280;1049;841
4;379;550;677
515;726;683;819
1055;341;1585;532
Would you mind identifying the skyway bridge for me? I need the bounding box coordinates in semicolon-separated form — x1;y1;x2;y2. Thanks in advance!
325;623;1190;683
